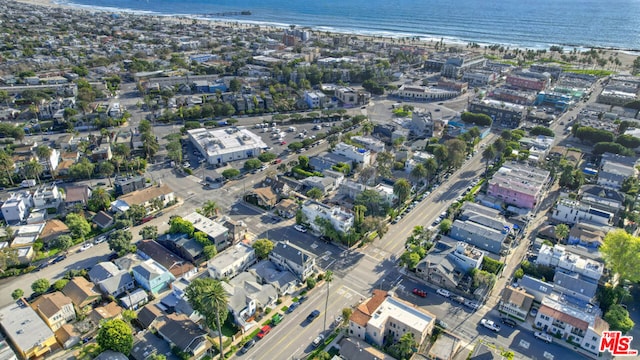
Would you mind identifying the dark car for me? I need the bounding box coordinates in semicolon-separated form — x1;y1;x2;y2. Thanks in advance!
33;262;50;272
501;318;517;327
239;339;256;354
285;302;299;314
52;254;67;264
306;310;321;322
298;295;308;303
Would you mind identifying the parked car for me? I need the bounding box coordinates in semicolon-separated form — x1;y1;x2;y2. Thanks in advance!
480;319;501;332
298;295;308;303
501;318;517;327
294;225;307;233
94;236;107;244
240;339;256;354
52;254;67;264
412;288;427;298
271;313;283;326
452;296;465;304
464;300;480;310
79;243;93;252
436;289;450;298
306;310;321;322
312;334;325;348
534;331;552;343
256;325;272;339
436;319;449;329
285;302;299;314
334;315;343;326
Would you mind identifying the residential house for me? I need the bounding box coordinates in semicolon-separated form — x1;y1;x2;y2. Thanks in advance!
597;153;637;190
0;300;57;359
55;323;81;349
114;175;146;196
62;185;90;210
89;302;123;324
449;202;513;255
519;275;554;303
333;142;371;166
208;243;256;280
157;313;211;360
135;304;164;330
350;136;385;153
249;260;299;295
38;219;70;245
309;152;353;172
274;199;298;219
91;144;112;162
534;294;609;356
32;184;62;210
61;277;102;309
113;183;174;214
338;337;395;360
486;163;550;210
223;272;278;331
348;290;435;348
269;241;316;282
137;240;197;279
1;191;33;224
120;288;149;310
498;286;534;321
551;197;614;226
339;180;368;200
157;233;205;265
301;201;354;234
567;222;606;248
88;262;121;284
578;185;624;216
222;217;248;244
92;211;114;229
98;271;136;298
245;187;278;209
183;212;230;251
130;332;173;360
302;176;336;195
132;259;176;294
11;224;44;249
415;237;483;292
16;247;35;264
304;90;327;109
536;245;604;281
31;292;76;331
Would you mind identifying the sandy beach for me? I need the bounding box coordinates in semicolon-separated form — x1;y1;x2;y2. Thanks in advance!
9;0;638;71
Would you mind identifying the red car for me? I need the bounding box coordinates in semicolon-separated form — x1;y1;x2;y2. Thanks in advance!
257;325;271;339
413;288;427;298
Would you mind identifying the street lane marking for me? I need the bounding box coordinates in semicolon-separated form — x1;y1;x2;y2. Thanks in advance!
519;339;530;349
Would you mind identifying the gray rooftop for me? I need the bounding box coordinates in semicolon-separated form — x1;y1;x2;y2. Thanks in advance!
0;300;55;354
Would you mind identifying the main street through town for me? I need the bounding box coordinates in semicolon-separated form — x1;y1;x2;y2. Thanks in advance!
0;78;608;359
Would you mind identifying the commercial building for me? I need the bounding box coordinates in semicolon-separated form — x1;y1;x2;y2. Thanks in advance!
0;300;57;359
188;128;268;165
487;163;550;210
468;99;526;129
506;70;550;91
396;84;458;102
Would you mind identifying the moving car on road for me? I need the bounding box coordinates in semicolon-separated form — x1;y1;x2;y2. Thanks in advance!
480;319;501;332
306;310;320;322
294;225;307;233
436;288;450;297
534;331;552;343
412;288;427;298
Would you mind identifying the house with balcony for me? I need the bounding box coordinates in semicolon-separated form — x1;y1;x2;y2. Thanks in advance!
183;212;230;251
487;163;550;210
534;294;609;356
132;259;175;294
0;299;57;360
415;237;483;292
333;142;372;166
578;185;624;216
31;292;76;331
499;286;534;321
208;243;256;280
136;240;196;279
301;201;354;234
113;184;174;215
32;184;63;210
449;202;513;255
551;198;614;226
223;272;278;332
268;241;315;282
348;290;436;348
1;191;33;224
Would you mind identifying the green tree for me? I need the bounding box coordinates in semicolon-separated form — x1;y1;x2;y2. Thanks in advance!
138;120;152;134
252;238;275;259
35;145;54;178
554;224;570;241
197;200;219;219
482;144;497;176
108;230;135;256
88;187;112;212
141;132;160;159
410;163;428;184
323;270;333;332
23;160;43;183
65;213;91;240
185;278;227;360
169;217;195;236
0;150;15;185
355;189;389;217
389;332;417;360
0;248;18;272
600;229;640;283
444;138;467;168
96;319;134;355
258;152;277;163
306;187;323;200
31;278;50;295
222;168;240;179
203;245;217;260
244;158;262;170
139;226;158;240
11;289;23;300
399;251;420;270
393;178;411;204
53;234;74;251
604;304;635;334
439;219;452;233
53;279;69;291
229;78;242;92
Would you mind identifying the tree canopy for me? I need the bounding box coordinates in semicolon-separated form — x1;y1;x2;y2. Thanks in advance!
600;229;640;283
108;230;135;256
252;238;275;259
460;111;492;126
96;319;134;355
65;213;91;240
604;304;635;334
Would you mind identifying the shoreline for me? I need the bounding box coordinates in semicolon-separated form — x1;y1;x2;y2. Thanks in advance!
9;0;639;70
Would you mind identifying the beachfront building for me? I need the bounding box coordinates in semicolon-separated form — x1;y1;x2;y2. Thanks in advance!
506;70;551;91
486;163;550;210
188;128;268;166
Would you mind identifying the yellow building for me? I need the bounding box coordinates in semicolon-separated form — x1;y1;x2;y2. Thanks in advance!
0;299;57;359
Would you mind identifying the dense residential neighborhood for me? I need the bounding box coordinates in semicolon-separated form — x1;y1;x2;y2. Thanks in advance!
0;1;638;360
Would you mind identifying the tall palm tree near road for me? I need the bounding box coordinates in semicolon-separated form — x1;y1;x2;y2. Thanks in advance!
36;145;54;179
481;144;497;179
323;270;333;333
185;278;228;360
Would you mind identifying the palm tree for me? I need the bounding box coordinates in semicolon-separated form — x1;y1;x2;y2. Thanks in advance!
481;144;497;178
185;278;228;360
197;200;219;219
23;160;43;184
35;145;54;179
410;163;428;185
0;150;15;185
323;270;333;333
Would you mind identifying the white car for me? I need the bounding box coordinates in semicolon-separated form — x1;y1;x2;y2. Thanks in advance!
79;243;93;252
465;300;481;310
94;236;107;244
294;225;307;233
480;319;501;332
534;331;552;343
436;289;451;298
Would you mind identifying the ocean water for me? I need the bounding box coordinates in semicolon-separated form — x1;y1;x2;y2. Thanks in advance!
59;0;640;50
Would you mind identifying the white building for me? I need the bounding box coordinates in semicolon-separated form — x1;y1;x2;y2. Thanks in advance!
183;212;230;250
38;148;60;174
349;290;436;348
462;70;497;86
535;244;603;281
188;128;268;165
1;191;33;224
303;91;326;109
396;84;458;101
551;198;614;226
373;183;397;204
333;142;371;165
301;201;354;234
534;294;609;356
32;184;63;210
208;243;256;280
351;136;385;153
